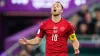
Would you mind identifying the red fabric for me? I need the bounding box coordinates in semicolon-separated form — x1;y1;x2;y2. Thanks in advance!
37;18;75;56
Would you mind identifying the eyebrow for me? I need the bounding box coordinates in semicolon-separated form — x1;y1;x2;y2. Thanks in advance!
53;3;60;6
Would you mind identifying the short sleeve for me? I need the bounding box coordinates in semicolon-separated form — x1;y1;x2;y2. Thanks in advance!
66;22;75;37
36;22;45;38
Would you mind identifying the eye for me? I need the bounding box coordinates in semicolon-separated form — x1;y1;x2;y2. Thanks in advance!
57;5;59;7
56;4;60;8
52;4;55;7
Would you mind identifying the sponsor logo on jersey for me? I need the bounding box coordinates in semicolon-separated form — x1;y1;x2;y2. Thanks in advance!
37;29;40;34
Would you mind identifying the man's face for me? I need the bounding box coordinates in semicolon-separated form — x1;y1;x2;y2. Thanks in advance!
95;11;100;21
80;23;88;33
51;2;63;16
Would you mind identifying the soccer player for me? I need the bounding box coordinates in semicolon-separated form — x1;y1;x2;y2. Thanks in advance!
19;1;80;56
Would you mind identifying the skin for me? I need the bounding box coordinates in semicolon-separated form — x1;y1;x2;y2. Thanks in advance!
19;1;80;55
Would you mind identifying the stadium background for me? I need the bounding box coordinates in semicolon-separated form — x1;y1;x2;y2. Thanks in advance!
0;0;100;56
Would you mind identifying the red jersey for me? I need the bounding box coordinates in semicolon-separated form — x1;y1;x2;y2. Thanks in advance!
37;18;74;56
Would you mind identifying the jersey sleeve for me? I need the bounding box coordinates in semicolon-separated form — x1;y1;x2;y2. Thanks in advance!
66;22;77;40
66;22;75;37
36;22;45;38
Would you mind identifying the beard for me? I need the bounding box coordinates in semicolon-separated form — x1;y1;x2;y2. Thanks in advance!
53;14;60;16
52;12;60;16
51;10;61;16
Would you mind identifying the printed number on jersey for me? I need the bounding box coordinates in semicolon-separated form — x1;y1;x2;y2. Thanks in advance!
52;34;58;41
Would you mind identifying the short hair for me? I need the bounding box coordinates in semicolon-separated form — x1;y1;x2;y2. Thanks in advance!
56;1;64;10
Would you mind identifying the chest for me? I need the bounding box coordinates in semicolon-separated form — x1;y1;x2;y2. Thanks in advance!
44;23;67;35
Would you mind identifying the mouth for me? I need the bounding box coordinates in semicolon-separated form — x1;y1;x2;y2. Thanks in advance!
54;10;56;12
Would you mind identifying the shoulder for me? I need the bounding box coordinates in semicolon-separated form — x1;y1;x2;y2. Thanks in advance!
62;18;72;24
40;18;50;26
62;18;74;28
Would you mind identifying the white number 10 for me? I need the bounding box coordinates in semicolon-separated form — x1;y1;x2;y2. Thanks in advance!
52;34;58;41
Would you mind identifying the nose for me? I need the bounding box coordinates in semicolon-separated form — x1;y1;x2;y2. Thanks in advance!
54;5;56;8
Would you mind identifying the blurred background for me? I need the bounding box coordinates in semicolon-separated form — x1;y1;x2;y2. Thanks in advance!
0;0;100;56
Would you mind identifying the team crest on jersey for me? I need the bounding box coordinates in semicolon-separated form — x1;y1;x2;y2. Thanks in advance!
60;27;65;32
53;26;58;33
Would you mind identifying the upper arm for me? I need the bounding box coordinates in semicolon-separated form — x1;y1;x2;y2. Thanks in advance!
66;22;77;41
36;22;45;38
67;22;75;36
69;33;77;41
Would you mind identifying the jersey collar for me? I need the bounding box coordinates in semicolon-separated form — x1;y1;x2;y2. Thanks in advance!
51;18;63;24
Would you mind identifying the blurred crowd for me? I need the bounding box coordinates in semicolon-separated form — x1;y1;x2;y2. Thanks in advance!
69;4;100;35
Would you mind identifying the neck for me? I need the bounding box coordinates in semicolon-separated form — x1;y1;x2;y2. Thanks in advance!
52;14;61;23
